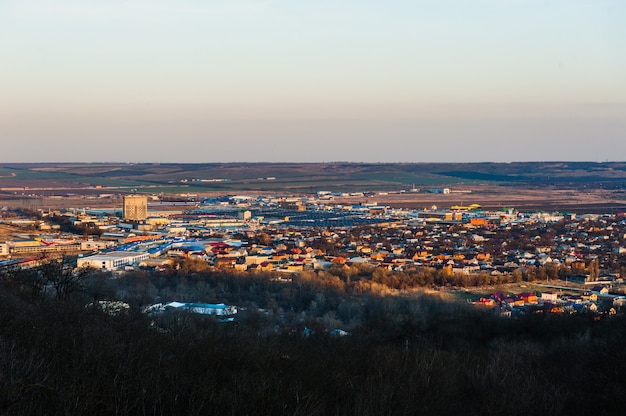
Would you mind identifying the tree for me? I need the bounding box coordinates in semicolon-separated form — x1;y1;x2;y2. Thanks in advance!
39;258;91;299
586;258;600;282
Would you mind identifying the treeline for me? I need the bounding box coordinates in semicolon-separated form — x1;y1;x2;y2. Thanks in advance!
1;263;626;415
154;258;571;300
326;262;565;290
46;213;102;236
3;258;606;334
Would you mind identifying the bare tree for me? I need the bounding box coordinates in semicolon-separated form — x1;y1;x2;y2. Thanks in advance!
38;258;91;299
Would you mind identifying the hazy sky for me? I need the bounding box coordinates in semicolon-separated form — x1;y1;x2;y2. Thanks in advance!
1;0;625;163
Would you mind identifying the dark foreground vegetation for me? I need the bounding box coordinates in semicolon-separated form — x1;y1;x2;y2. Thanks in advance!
2;262;626;415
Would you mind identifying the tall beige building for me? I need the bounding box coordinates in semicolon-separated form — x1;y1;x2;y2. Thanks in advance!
123;195;148;221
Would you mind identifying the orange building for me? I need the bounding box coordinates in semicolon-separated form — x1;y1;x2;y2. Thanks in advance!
470;218;488;226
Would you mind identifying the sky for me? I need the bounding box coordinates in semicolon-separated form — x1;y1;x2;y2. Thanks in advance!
1;0;625;163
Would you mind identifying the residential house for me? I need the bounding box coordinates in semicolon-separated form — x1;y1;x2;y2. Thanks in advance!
541;291;559;302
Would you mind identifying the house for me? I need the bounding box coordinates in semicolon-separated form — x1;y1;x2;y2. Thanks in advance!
215;257;235;269
234;261;248;272
541;291;559;302
259;261;274;271
470;218;488;227
567;296;583;304
491;293;506;303
591;285;609;295
518;292;538;304
613;297;626;307
314;261;333;270
475;297;495;307
504;296;524;307
581;292;598;302
285;263;304;271
245;254;270;265
545;304;563;314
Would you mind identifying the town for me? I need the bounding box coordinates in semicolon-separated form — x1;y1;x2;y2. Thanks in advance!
2;189;626;322
4;0;625;409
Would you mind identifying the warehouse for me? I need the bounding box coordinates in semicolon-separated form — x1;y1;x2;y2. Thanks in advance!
77;251;149;270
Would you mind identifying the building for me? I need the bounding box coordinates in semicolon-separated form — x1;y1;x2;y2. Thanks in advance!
144;302;237;316
428;188;451;194
238;210;252;221
541;291;559;302
81;240;113;251
4;239;80;255
591;285;609;295
77;251;150;270
123;195;148;221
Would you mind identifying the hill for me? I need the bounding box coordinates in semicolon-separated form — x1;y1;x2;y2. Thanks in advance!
1;162;625;194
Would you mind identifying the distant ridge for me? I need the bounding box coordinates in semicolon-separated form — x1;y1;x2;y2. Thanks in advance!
0;162;625;193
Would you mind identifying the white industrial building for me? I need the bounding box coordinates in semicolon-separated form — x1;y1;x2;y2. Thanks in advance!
77;251;150;270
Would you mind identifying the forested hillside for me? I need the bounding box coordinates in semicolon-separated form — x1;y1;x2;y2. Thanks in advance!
1;262;625;415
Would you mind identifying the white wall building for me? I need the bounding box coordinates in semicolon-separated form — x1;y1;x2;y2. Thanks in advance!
77;252;150;270
80;240;113;251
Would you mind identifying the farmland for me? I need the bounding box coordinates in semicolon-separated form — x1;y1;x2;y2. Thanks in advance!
1;162;625;213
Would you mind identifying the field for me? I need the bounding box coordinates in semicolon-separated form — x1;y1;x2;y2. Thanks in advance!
0;224;29;242
1;162;625;212
334;186;626;213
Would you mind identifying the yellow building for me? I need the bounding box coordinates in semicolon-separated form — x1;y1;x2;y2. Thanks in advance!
123;195;148;221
